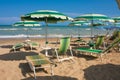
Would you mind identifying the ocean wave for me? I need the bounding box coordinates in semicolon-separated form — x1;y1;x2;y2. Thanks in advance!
85;28;91;30
0;34;104;38
0;28;18;31
0;34;44;38
31;28;42;30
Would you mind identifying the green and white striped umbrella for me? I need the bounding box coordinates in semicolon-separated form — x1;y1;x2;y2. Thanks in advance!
113;17;120;22
13;21;41;39
69;21;90;26
69;21;90;37
75;14;111;21
13;21;41;26
21;10;73;45
74;14;113;37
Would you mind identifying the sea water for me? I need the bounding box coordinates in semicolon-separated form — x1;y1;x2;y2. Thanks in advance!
0;25;113;38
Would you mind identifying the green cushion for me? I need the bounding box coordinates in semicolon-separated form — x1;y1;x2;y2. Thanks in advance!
76;38;120;54
12;43;24;49
58;37;70;54
95;36;104;48
27;42;38;46
76;48;103;54
27;55;50;66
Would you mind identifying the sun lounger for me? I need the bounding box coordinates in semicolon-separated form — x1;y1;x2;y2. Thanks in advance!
53;37;74;62
11;43;24;52
24;41;40;50
109;30;120;40
74;38;120;61
105;30;120;52
93;35;105;49
26;54;55;79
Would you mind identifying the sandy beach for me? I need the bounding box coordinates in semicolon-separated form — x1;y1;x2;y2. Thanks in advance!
0;37;120;80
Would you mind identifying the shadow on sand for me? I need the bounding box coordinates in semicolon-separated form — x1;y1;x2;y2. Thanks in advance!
0;44;13;48
22;75;78;80
84;63;120;80
76;54;97;60
19;63;49;78
0;51;38;61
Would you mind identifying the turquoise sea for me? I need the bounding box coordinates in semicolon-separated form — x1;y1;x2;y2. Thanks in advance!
0;25;114;38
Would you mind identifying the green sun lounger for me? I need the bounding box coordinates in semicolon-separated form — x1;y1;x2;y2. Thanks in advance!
75;38;120;61
24;41;40;50
54;37;74;62
109;30;120;40
26;54;54;79
11;43;24;52
94;35;105;49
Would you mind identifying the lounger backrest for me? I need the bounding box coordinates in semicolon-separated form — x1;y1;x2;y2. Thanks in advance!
103;38;120;53
58;37;70;55
95;36;104;48
109;30;120;40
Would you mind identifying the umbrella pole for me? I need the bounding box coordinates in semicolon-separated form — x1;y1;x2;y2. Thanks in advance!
91;20;93;39
45;18;48;47
78;26;81;38
27;28;29;39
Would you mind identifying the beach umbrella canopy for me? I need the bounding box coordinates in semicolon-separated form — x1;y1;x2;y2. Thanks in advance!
75;14;111;21
13;21;41;26
69;21;90;26
13;21;41;39
21;10;73;45
113;17;120;22
74;13;113;37
69;21;90;37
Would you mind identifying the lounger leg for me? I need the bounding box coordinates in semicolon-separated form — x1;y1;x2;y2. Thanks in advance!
30;45;32;51
13;48;16;52
55;49;60;62
70;46;73;57
50;64;54;75
33;67;36;80
45;49;48;56
100;54;103;62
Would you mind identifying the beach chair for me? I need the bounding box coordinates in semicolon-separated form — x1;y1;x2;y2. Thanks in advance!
24;41;40;50
54;37;74;62
11;43;24;52
74;38;120;61
105;30;120;52
26;54;55;79
94;35;105;49
109;30;120;40
87;35;105;49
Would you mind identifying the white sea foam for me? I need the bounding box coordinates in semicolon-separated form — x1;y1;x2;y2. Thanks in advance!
0;34;45;38
0;28;18;31
85;28;91;30
31;28;42;30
